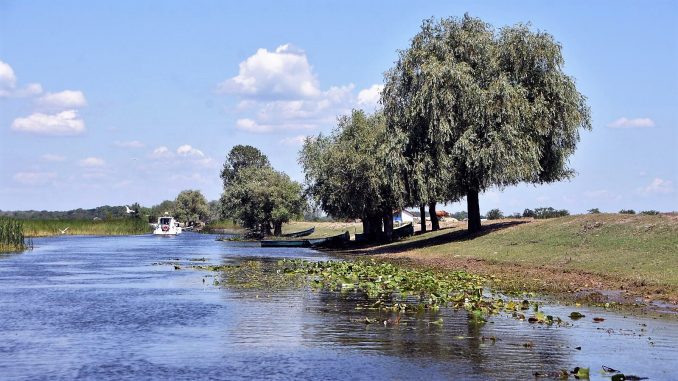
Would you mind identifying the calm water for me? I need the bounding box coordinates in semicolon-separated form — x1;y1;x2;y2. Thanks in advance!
0;233;676;380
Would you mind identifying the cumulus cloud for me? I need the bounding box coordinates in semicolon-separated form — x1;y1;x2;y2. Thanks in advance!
38;90;87;108
608;117;655;128
0;60;43;97
357;84;383;109
279;135;307;146
218;44;379;134
639;178;674;195
13;171;57;185
151;146;173;158
42;153;66;162
78;157;105;167
217;44;320;99
11;110;85;135
115;140;145;148
176;144;205;157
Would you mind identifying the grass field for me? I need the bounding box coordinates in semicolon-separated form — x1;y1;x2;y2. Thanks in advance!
355;213;678;302
22;218;150;237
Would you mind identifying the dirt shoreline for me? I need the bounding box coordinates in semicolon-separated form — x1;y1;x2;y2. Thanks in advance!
325;245;678;317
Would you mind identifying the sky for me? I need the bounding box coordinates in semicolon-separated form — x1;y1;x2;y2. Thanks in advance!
0;0;676;214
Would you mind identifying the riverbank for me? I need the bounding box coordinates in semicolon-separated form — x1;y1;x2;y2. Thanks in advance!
329;214;678;312
22;219;150;237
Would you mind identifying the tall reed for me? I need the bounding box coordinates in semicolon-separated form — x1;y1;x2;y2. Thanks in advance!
22;218;150;237
0;217;27;252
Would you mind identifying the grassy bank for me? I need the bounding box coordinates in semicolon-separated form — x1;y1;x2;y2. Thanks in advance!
22;218;150;237
282;221;362;239
0;217;27;253
346;214;678;304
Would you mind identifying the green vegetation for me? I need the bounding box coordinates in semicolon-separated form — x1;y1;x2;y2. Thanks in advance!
381;15;590;234
372;214;678;294
486;209;504;220
300;110;402;241
619;209;636;215
198;258;567;326
220;145;305;236
173;190;209;225
0;217;27;252
22;218;150;237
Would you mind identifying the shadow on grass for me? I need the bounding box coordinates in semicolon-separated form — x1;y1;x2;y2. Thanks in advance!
346;220;529;256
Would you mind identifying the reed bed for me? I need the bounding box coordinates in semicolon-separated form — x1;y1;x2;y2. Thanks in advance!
0;217;27;252
22;218;150;237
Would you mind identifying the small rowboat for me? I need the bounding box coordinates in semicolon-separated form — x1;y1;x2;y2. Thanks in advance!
282;226;315;238
261;231;349;248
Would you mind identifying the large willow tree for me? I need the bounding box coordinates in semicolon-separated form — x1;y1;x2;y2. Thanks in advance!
383;15;591;233
300;110;403;241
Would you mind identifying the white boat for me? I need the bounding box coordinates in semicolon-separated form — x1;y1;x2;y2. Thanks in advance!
153;216;182;235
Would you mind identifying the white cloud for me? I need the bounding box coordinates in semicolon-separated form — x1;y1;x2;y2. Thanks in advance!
42;154;66;162
584;189;622;201
357;84;383;109
236;118;315;133
38;90;87;108
0;60;17;91
115;140;145;148
217;44;320;99
11;110;85;135
279;135;307;146
151;146;174;158
639;178;674;195
13;171;57;185
78;157;105;167
176;144;205;157
608;117;655;128
0;60;43;97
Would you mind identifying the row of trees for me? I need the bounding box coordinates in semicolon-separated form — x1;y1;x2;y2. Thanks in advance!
300;15;590;238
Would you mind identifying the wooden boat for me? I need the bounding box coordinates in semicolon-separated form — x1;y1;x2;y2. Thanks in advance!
282;226;315;238
392;222;414;239
260;231;349;248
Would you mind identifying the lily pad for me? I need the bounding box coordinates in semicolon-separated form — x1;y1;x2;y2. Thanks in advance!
569;311;586;320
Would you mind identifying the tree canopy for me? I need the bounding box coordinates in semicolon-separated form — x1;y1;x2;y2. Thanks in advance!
382;14;590;233
220;145;271;188
300;109;403;239
174;190;209;225
220;166;304;236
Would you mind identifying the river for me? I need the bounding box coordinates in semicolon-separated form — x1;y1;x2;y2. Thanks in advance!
0;233;676;380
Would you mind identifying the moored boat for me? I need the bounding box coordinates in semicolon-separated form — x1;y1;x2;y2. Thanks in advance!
153;216;182;235
282;226;315;238
260;231;349;248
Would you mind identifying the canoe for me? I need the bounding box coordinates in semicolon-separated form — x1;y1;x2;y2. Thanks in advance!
282;226;315;238
260;231;349;248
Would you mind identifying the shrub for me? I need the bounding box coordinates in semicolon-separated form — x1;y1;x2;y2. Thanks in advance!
619;209;636;215
640;210;660;215
486;209;504;220
522;208;535;218
587;208;600;214
533;207;570;219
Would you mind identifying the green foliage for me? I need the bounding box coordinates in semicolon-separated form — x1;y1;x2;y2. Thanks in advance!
221;166;304;236
300;110;403;224
451;211;468;220
533;207;569;219
382;14;590;232
148;200;175;222
640;210;659;215
21;218;149;237
588;208;601;214
220;145;271;188
522;209;536;218
173;190;209;224
619;209;636;215
486;209;504;220
0;217;26;252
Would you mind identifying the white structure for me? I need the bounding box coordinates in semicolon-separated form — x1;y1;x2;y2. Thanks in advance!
153;216;182;235
393;210;415;225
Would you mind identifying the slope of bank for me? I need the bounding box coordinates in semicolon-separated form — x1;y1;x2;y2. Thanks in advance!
342;214;678;307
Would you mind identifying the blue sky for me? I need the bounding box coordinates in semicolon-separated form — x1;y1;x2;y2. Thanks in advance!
1;0;676;214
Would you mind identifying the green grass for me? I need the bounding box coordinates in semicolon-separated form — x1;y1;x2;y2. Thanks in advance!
0;217;27;252
282;221;363;239
22;218;150;237
374;213;678;289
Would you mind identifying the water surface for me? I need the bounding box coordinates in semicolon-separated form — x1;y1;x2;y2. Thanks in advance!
0;234;676;380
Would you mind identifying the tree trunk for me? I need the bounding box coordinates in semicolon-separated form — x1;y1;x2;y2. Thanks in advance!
383;211;394;242
370;215;383;241
273;222;282;236
467;189;481;233
419;204;427;233
362;218;370;239
429;202;440;231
